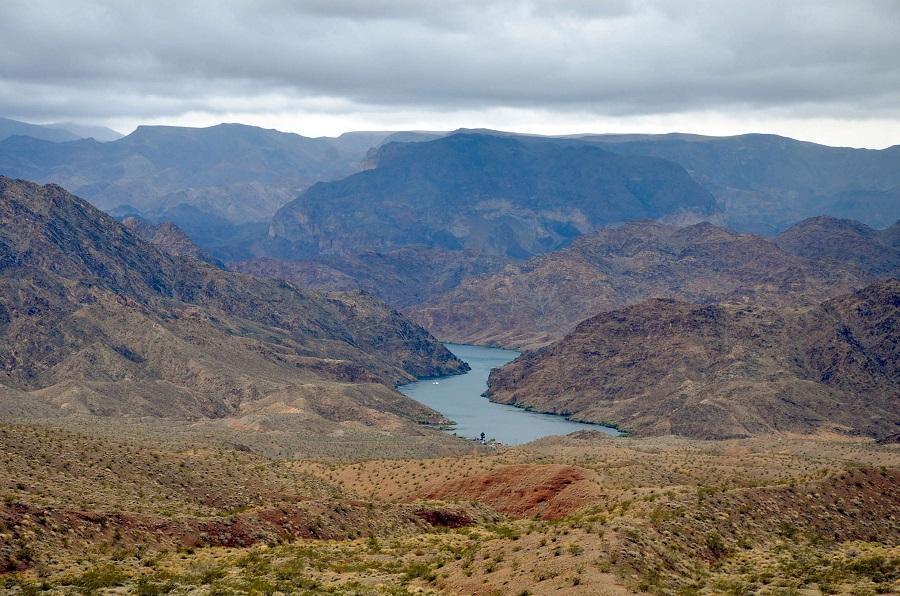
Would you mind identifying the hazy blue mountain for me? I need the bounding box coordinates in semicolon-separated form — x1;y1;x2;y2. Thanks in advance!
325;131;396;156
0;117;81;142
579;133;900;233
0;123;380;228
378;130;447;144
46;122;124;142
6;122;897;262
111;202;269;259
269;133;718;259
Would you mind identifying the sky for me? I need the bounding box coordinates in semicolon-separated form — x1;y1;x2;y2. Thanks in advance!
1;0;899;148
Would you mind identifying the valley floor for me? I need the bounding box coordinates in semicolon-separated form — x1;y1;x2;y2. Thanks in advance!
1;422;898;595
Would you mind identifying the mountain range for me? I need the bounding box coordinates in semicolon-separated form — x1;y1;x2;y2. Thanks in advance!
408;218;895;348
2;122;898;267
268;133;718;259
0;116;122;143
582;133;900;233
0;124;395;236
276;128;900;236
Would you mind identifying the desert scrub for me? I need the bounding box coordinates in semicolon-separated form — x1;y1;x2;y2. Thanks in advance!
63;563;128;592
404;561;437;583
707;541;899;594
134;577;175;596
486;522;520;540
705;531;728;559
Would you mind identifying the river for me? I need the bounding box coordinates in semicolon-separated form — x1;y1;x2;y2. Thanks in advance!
399;343;620;445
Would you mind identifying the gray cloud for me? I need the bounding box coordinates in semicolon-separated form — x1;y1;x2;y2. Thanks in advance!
1;0;899;135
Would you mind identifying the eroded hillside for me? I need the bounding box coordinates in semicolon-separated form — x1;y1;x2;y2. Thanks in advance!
409;221;873;349
0;177;469;449
485;280;900;440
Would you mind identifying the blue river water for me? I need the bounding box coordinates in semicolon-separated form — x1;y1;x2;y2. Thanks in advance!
399;343;620;445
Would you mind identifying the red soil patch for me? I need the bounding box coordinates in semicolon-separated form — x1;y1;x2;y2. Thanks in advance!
418;464;600;520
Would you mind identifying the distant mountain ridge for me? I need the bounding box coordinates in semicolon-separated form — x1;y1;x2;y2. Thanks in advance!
269;133;718;259
2;122;898;268
0;116;122;143
0;123;384;230
0;117;80;143
45;121;123;142
581;133;900;233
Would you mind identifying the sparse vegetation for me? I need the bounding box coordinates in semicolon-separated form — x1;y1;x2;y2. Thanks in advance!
1;422;897;594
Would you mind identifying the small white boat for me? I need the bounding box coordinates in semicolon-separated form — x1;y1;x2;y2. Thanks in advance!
432;381;439;385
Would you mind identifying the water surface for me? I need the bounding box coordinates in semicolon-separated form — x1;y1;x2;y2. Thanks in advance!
399;343;620;445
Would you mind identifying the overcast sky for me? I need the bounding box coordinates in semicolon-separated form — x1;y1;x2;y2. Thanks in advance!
2;0;899;147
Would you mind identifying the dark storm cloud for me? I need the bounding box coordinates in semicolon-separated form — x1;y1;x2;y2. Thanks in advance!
1;0;899;122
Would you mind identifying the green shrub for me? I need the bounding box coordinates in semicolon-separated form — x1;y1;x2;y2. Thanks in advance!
705;532;728;559
70;564;127;592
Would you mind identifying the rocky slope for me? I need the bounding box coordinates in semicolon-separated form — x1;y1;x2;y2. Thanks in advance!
0;176;466;425
877;220;900;249
485;279;899;440
409;221;869;348
774;216;900;276
120;216;223;266
269;133;717;259
231;247;509;309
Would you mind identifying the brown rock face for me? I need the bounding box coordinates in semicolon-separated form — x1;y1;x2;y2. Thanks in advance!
121;216;223;266
231;247;509;309
485;279;899;440
0;176;466;423
774;216;900;276
409;221;870;349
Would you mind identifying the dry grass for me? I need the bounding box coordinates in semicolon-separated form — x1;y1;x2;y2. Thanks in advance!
1;424;897;594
